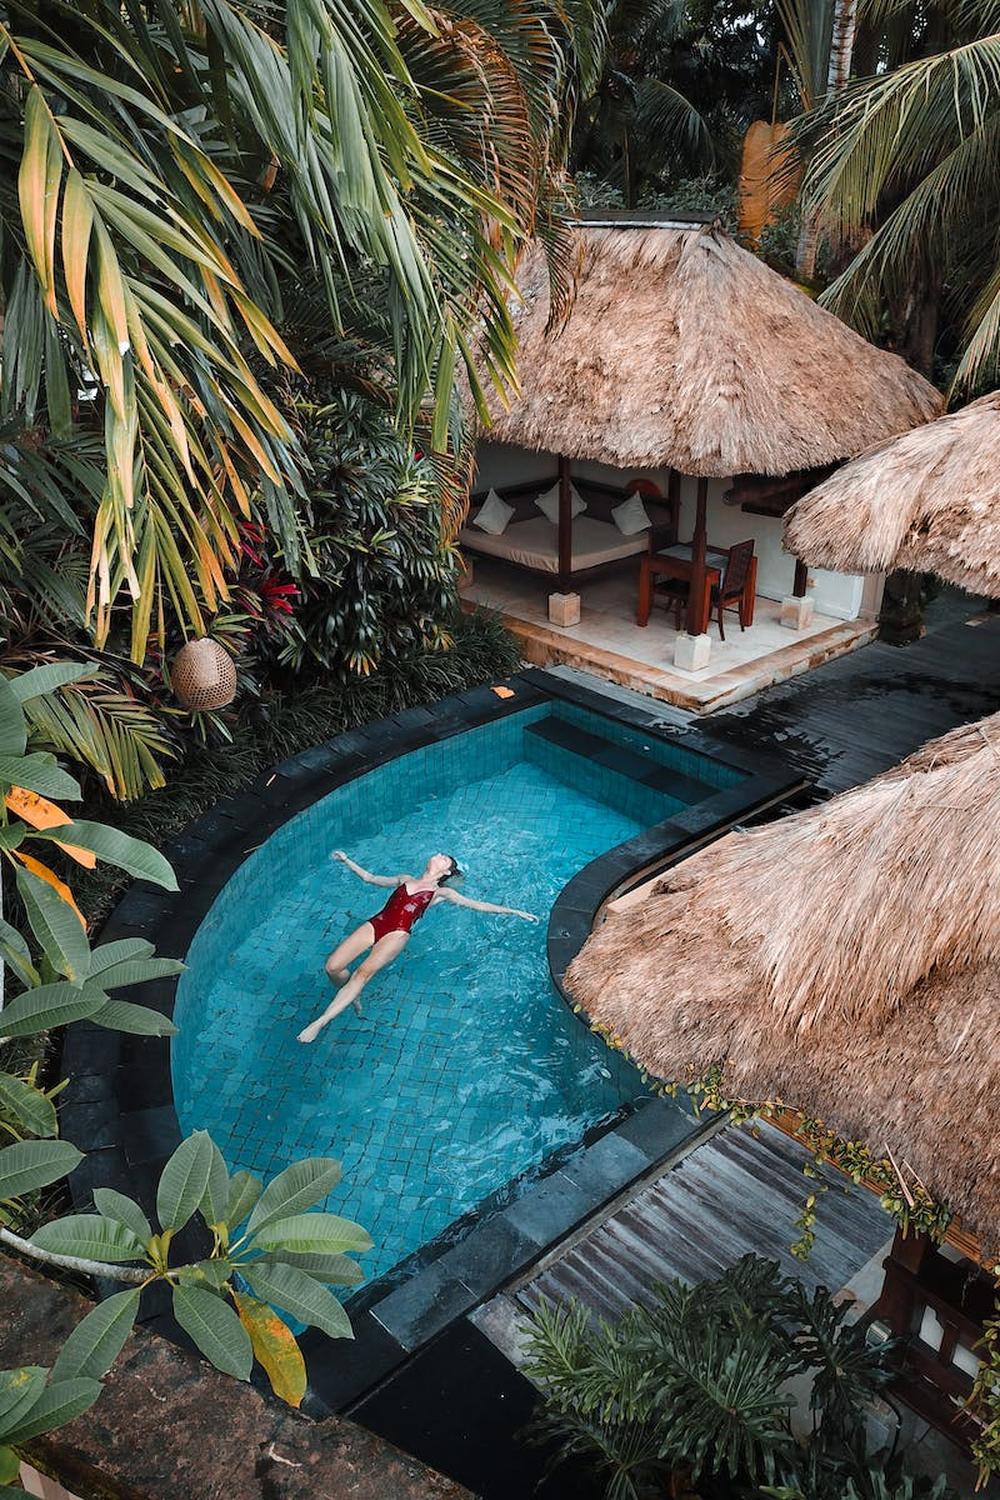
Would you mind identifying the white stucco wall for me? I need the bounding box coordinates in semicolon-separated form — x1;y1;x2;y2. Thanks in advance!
473;442;867;622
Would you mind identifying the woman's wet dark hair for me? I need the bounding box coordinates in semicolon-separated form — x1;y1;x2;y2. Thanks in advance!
438;855;461;884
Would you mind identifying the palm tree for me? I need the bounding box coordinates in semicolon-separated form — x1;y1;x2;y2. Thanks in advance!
790;1;1000;388
1;0;598;669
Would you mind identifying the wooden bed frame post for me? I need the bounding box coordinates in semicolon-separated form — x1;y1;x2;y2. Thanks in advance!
792;558;809;597
686;476;710;635
557;453;573;592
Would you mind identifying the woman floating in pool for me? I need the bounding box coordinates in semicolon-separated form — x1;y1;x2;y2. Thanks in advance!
296;850;538;1043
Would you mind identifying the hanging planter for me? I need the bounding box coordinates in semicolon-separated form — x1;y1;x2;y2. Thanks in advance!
171;637;237;711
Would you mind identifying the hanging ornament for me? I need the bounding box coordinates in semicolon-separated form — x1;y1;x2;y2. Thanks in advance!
171;638;237;711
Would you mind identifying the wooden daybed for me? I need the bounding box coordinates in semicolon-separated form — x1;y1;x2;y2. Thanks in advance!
460;470;678;594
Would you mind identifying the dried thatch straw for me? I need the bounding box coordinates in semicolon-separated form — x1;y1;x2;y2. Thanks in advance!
485;226;942;476
785;392;1000;594
565;712;1000;1241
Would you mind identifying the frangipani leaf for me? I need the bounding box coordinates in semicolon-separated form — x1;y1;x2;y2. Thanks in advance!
172;1285;252;1380
233;1291;308;1406
247;1157;343;1236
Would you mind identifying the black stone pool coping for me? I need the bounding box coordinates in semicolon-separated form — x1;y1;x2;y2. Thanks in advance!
59;667;808;1416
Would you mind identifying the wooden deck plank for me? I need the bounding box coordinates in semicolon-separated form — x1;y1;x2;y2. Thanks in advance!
513;1122;892;1325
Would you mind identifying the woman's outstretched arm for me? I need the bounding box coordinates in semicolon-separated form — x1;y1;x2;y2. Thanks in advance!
331;850;409;888
439;888;538;922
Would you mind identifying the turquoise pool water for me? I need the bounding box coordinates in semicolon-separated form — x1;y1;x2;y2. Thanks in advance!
172;703;737;1284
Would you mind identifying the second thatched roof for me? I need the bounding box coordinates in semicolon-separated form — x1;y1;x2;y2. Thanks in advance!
564;713;1000;1243
785;391;1000;595
485;224;942;477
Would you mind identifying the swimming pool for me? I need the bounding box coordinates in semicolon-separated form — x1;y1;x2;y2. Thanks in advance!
171;700;747;1285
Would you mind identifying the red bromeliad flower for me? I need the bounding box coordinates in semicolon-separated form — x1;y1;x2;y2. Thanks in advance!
258;575;300;616
238;521;267;568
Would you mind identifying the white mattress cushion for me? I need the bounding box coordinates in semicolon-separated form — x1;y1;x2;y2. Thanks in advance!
460;516;646;573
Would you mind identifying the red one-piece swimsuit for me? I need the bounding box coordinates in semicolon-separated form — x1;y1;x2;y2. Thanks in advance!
368;883;436;943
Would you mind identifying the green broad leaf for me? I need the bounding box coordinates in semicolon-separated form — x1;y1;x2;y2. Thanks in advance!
243;1261;353;1341
88;999;177;1037
0;1443;20;1484
2;1377;103;1444
264;1250;364;1287
247;1158;343;1236
156;1132;214;1232
0;1367;46;1431
0;1485;35;1497
0;753;80;800
252;1212;373;1255
0;918;39;988
224;1171;262;1230
171;1286;252;1380
92;1189;151;1245
0;826;26;853
15;868;90;985
87;938;155;976
199;1141;230;1226
89;957;184;991
30;1215;145;1264
0;981;104;1038
51;1288;140;1381
0;1072;57;1137
0;1139;82;1200
43;821;177;891
8;663;93;702
0;677;27;757
173;1259;231;1290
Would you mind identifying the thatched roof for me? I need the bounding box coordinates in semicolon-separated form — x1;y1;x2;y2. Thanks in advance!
485;225;942;477
785;391;1000;594
564;713;1000;1242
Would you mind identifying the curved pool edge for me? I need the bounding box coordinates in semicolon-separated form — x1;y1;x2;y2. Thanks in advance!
59;666;808;1411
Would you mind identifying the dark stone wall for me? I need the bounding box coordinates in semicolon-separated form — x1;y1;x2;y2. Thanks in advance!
0;1257;469;1500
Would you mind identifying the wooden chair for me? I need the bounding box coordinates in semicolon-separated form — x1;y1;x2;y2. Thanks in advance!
655;540;756;640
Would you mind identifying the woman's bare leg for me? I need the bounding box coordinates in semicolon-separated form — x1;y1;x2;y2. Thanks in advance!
298;932;408;1043
324;922;376;986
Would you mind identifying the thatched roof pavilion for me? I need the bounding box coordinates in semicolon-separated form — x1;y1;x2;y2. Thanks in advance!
487;222;943;477
564;712;1000;1244
785;391;1000;596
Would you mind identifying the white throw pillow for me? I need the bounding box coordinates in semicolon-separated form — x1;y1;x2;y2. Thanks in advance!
612;492;652;536
472;488;515;536
536;481;586;525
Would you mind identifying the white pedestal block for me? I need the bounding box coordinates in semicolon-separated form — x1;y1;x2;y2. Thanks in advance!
781;594;816;631
548;591;581;627
673;632;711;671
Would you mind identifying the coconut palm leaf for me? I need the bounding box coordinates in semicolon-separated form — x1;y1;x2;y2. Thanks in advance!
791;25;1000;389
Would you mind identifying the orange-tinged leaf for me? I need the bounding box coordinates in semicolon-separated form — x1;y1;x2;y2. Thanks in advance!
19;87;62;316
5;787;97;868
13;851;87;928
62;168;95;342
233;1292;306;1407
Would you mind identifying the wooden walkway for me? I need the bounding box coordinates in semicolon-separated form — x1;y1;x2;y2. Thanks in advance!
476;1122;891;1352
707;597;1000;797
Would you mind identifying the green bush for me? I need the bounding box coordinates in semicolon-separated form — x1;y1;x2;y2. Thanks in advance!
524;1254;953;1500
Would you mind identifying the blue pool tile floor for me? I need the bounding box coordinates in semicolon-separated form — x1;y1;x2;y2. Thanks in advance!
173;714;658;1284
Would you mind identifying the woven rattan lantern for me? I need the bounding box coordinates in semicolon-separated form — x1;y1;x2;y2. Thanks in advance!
171;637;237;711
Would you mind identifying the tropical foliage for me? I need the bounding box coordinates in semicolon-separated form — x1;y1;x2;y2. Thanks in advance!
0;0;599;794
1;1133;370;1427
524;1254;950;1500
790;0;1000;387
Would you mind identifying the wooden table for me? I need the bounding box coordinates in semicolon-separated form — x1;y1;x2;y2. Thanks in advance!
637;543;757;634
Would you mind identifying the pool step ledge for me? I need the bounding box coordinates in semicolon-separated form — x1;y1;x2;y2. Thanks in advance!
366;1094;715;1358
